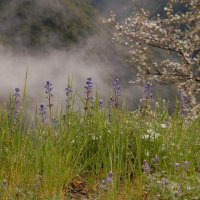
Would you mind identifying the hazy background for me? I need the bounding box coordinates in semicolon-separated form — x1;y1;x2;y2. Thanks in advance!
0;0;168;111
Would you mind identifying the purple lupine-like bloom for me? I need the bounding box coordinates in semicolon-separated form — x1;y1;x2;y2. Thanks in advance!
183;161;189;171
109;96;115;108
177;90;190;115
44;81;53;97
39;104;46;115
152;155;159;164
160;178;168;187
51;118;58;128
13;88;21;105
113;78;120;97
175;162;180;170
98;99;103;107
84;77;94;111
65;85;72;96
144;82;153;100
39;104;46;123
44;81;53;118
65;84;73;110
107;171;113;182
100;171;113;191
90;96;95;109
84;77;93;94
152;155;159;170
109;79;120;109
9;88;21;121
142;160;151;173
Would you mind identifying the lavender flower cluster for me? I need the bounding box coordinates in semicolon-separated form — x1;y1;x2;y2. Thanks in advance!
84;77;95;111
100;171;113;191
38;77;105;124
177;90;190;116
109;78;120;108
13;88;21;106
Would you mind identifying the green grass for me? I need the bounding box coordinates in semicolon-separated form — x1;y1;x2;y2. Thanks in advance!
0;85;199;199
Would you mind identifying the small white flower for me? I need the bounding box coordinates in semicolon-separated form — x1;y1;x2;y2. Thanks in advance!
147;129;154;134
154;132;160;139
71;139;75;144
143;134;149;140
92;135;97;141
161;123;167;128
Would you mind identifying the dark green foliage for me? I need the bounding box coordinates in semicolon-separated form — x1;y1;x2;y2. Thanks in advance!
0;0;96;49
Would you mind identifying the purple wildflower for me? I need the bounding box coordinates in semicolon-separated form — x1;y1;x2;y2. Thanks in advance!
109;79;120;109
105;171;113;183
144;82;153;100
152;155;159;169
175;162;180;170
65;85;72;96
100;171;113;191
142;160;151;173
51;118;58;128
13;88;21;105
113;78;120;97
182;161;189;171
39;104;46;124
109;96;115;109
84;77;93;94
90;96;95;109
98;99;103;107
152;155;159;163
44;81;53;97
160;178;168;187
44;81;53;119
140;82;153;113
65;84;73;110
84;77;94;111
177;90;190;115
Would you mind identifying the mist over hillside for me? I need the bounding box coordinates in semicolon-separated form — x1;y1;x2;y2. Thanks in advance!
0;0;96;49
0;0;170;111
0;0;165;49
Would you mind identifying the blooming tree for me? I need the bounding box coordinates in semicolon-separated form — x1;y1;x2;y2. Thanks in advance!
107;0;200;116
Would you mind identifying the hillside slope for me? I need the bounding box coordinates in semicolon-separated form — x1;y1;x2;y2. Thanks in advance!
0;0;165;50
0;0;96;49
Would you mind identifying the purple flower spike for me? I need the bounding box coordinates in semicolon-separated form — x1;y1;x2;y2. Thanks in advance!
175;162;180;170
152;155;159;164
44;81;53;97
51;118;58;128
109;96;115;108
44;81;53;119
39;104;46;123
98;99;103;107
183;161;189;171
113;78;120;97
84;77;94;111
177;90;190;116
109;78;121;109
160;178;168;187
84;77;93;94
106;171;113;183
142;160;151;173
144;82;153;100
100;171;113;191
65;85;72;96
13;88;21;105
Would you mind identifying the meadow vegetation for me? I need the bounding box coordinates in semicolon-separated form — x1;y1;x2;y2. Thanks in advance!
0;77;199;199
0;0;199;199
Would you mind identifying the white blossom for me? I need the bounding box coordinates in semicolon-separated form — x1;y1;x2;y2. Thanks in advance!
107;0;200;118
